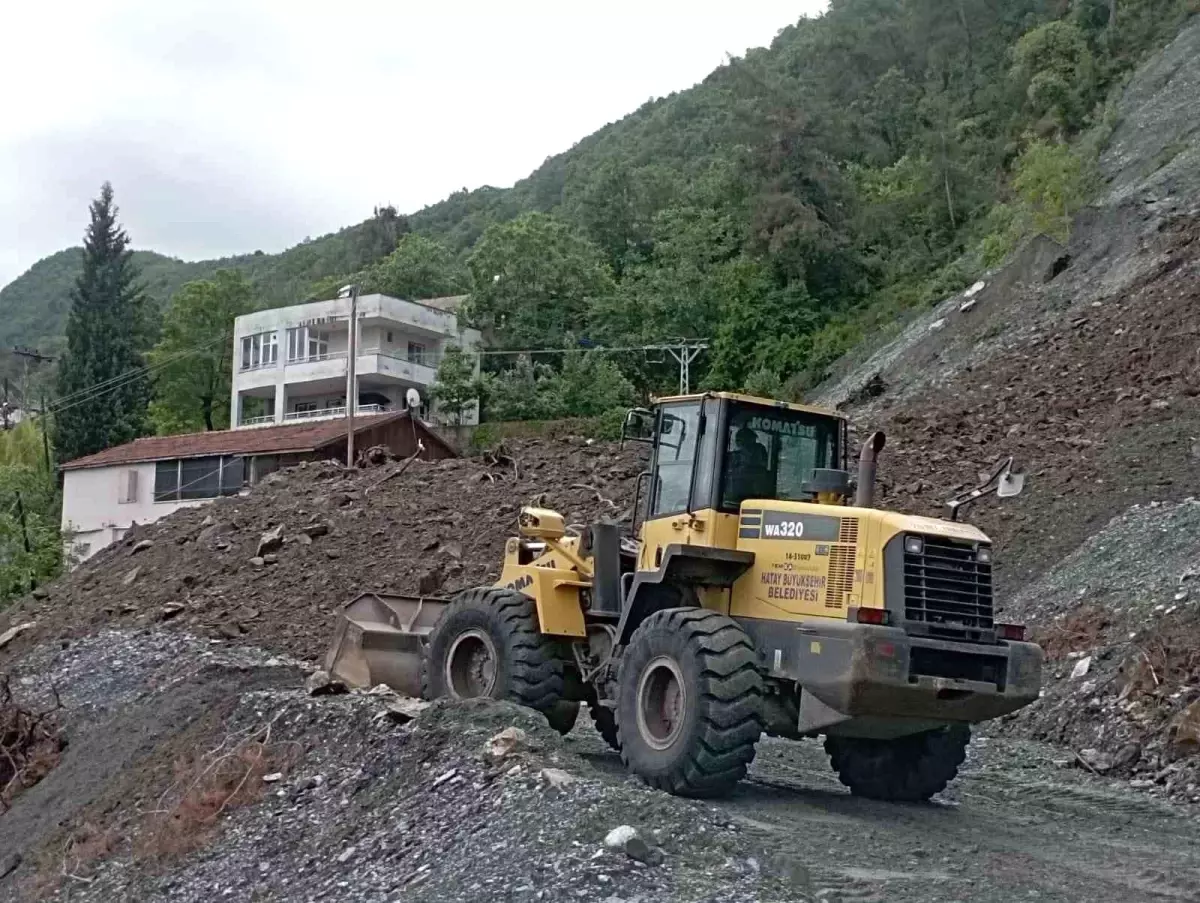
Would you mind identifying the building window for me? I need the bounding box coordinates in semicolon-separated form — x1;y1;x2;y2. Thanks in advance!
324;397;345;410
153;456;245;503
287;327;331;362
407;341;426;365
386;331;394;343
240;333;278;370
293;401;318;413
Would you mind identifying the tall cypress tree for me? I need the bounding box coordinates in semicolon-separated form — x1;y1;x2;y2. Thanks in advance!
55;183;151;462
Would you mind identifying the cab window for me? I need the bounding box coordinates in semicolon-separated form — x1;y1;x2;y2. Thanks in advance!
720;407;839;510
650;402;701;517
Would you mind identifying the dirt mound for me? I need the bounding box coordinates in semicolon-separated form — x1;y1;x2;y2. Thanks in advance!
2;629;801;903
0;439;645;666
867;213;1200;595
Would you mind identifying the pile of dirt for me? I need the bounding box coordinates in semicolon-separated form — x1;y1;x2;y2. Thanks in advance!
1;629;803;903
864;213;1200;594
0;438;645;667
993;498;1200;802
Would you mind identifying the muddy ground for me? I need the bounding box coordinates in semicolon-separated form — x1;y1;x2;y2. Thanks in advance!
4;629;1199;903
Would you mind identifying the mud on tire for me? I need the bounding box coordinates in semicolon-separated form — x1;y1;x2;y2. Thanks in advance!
617;608;763;798
824;724;970;802
422;586;569;731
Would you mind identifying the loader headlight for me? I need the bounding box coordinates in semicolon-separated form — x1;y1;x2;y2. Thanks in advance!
903;535;924;555
977;546;992;564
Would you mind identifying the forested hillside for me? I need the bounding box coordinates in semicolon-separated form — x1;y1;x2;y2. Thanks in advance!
2;0;1194;403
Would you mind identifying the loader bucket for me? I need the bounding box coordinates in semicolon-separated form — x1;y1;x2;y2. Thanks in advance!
324;591;450;698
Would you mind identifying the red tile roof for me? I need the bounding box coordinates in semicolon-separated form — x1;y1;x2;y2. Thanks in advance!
60;411;437;470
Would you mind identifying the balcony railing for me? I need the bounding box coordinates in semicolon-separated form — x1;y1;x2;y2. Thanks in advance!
285;350;348;365
282;403;387;422
241;414;276;427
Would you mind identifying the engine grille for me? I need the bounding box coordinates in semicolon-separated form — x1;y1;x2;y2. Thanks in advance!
903;536;993;631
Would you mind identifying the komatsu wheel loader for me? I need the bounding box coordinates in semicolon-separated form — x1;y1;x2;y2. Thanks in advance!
325;393;1043;800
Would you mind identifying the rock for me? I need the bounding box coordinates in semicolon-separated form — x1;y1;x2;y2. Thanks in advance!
160;602;186;620
1070;656;1092;679
1112;742;1142;771
432;769;458;788
604;825;639;850
30;587;49;600
417;567;445;595
603;826;662;866
1170;700;1200;755
484;727;527;759
262;772;283;783
132;539;155;554
249;556;265;568
324;549;341;560
122;566;141;587
217;622;244;640
302;521;330;538
293;533;313;546
1078;748;1115;773
336;846;357;864
257;524;285;556
0;621;36;651
305;670;348;696
201;515;215;527
539;767;576;790
383;697;430;724
263;554;278;565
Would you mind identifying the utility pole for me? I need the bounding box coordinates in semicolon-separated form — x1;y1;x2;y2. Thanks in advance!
12;346;54;416
40;391;51;473
657;342;708;394
2;377;9;430
339;284;360;467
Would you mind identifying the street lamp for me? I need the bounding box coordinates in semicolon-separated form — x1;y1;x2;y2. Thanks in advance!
338;284;360;467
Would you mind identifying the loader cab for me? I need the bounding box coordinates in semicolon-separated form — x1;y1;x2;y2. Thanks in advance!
629;393;849;563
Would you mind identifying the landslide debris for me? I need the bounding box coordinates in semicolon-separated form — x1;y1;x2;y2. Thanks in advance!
0;439;644;665
2;629;802;903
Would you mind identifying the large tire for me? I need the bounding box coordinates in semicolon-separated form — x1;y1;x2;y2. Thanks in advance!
422;587;568;730
825;725;970;802
617;608;763;798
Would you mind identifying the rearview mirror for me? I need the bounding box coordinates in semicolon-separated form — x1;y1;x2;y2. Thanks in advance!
946;456;1026;521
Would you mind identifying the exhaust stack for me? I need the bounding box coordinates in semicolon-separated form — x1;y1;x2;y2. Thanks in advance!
855;431;887;508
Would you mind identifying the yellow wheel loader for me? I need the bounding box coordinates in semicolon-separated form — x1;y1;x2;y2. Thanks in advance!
325;393;1043;800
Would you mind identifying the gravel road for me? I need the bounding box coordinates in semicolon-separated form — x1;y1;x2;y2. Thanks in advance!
571;730;1200;903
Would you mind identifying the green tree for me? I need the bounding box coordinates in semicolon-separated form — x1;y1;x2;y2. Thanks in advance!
147;271;257;434
362;234;468;300
1010;20;1095;133
430;346;482;425
1012;139;1097;242
464;214;615;350
54;183;152;463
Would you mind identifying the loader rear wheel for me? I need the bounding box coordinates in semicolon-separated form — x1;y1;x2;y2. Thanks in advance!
824;724;970;802
617;608;763;798
422;587;569;732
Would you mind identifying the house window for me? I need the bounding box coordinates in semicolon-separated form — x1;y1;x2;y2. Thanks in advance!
386;331;394;343
153;456;245;502
240;333;277;370
407;341;426;365
324;397;345;410
287;327;331;362
293;402;318;413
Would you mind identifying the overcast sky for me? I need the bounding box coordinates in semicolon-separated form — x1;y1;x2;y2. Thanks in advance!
1;1;828;290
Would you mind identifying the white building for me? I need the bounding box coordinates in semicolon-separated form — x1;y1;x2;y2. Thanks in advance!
230;293;481;429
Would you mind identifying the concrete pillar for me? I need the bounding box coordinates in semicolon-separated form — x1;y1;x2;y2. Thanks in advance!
274;382;286;425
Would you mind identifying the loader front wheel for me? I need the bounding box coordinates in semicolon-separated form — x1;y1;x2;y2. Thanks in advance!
824;724;970;802
422;587;569;731
617;608;763;798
